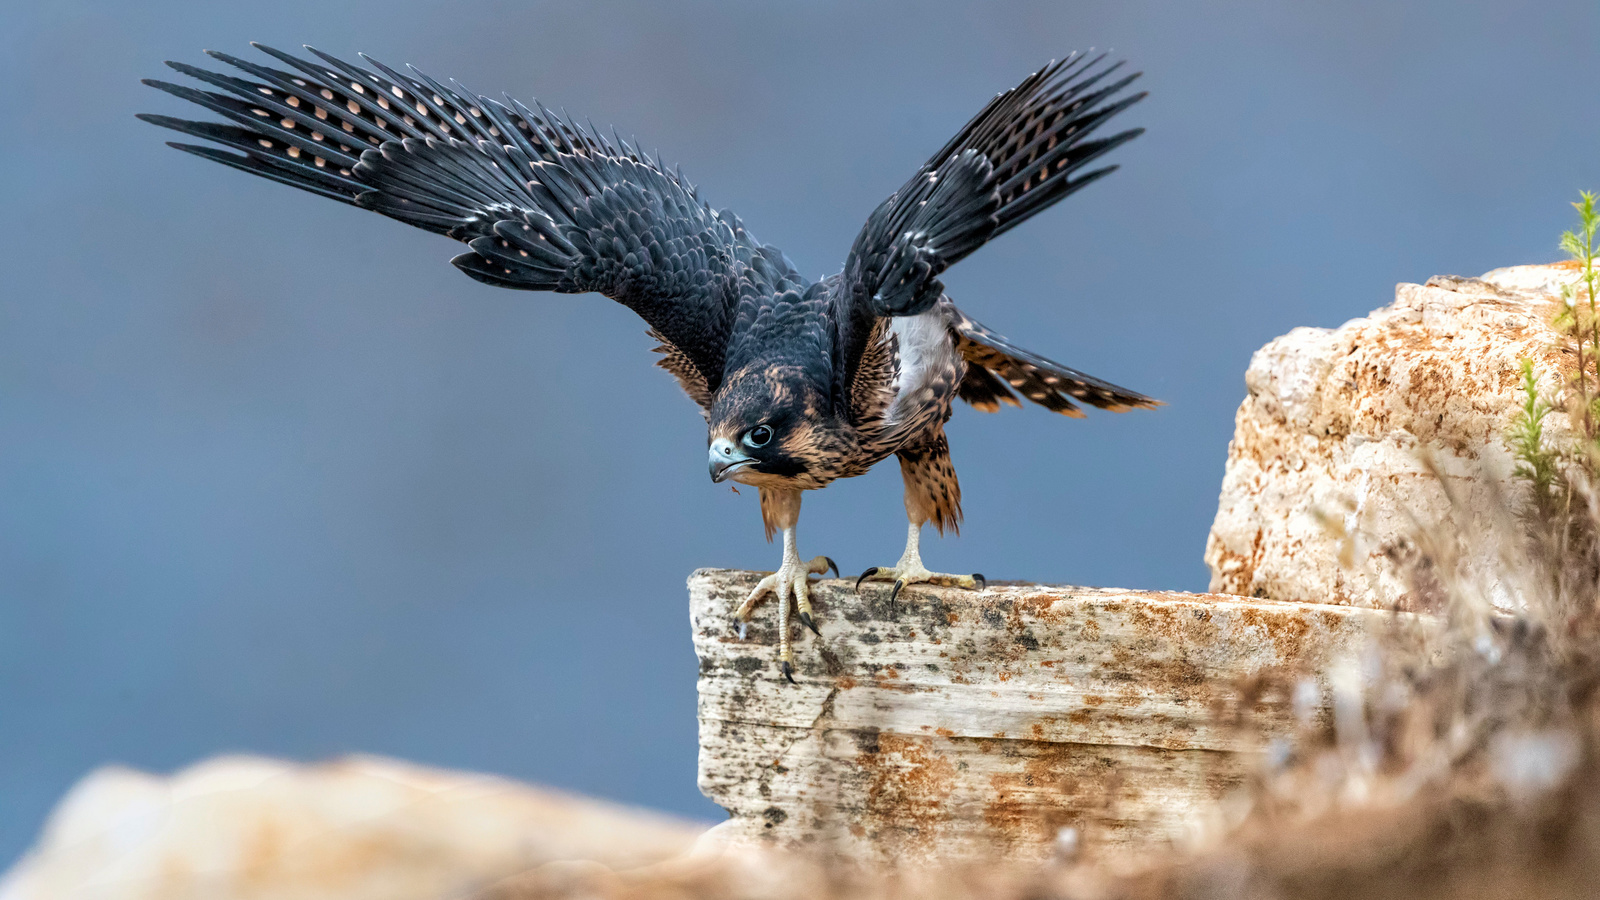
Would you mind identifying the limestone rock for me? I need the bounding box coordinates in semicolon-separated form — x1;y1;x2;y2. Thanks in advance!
0;755;704;900
1205;263;1582;608
691;570;1404;863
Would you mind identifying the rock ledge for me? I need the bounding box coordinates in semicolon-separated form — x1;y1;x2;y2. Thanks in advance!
692;570;1401;862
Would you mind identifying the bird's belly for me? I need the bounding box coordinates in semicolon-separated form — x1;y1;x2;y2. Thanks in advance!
881;311;962;446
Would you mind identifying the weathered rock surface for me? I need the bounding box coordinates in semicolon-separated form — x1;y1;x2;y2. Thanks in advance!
692;570;1406;863
1206;263;1581;608
0;755;704;900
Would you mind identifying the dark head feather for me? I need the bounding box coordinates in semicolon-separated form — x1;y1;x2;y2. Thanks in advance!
708;365;853;490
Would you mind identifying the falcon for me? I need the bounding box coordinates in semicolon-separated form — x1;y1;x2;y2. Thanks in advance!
141;45;1158;681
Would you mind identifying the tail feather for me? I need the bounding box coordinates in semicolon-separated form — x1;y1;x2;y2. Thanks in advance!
955;362;1023;413
951;308;1158;416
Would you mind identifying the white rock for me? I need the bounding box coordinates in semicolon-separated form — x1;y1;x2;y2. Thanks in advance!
1205;263;1582;608
691;570;1409;863
0;755;704;900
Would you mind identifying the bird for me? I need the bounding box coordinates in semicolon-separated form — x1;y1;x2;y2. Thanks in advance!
140;44;1158;682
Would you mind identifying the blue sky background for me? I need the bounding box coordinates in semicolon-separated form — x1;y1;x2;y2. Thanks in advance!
2;0;1596;867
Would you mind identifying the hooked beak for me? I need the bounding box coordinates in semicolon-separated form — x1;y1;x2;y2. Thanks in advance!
709;437;755;483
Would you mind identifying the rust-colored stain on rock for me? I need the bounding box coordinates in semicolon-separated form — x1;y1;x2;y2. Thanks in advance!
983;740;1088;854
691;570;1410;864
855;733;959;856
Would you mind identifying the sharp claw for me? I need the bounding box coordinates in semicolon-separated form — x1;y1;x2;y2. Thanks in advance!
799;611;820;637
781;661;796;684
890;579;904;605
737;620;749;641
824;557;839;578
973;573;987;591
855;567;879;592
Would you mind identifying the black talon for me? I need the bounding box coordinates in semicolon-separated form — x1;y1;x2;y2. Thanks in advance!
799;611;821;637
855;567;879;592
824;557;840;578
972;573;987;591
781;661;796;684
890;579;905;605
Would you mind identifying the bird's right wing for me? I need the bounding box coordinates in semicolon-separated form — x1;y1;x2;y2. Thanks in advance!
141;45;805;408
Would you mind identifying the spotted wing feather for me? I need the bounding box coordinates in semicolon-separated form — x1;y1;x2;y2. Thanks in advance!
141;44;802;405
843;52;1145;322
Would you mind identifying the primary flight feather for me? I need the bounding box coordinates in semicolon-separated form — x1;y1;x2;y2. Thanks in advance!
141;44;1157;682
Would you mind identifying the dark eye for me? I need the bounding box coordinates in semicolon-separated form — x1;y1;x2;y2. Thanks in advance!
744;425;773;448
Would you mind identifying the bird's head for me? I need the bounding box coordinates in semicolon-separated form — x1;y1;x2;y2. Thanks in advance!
706;365;837;488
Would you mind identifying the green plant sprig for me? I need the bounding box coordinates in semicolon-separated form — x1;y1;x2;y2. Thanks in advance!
1510;192;1600;524
1510;358;1559;501
1558;192;1600;443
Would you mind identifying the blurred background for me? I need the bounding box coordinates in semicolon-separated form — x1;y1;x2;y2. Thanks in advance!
1;0;1596;868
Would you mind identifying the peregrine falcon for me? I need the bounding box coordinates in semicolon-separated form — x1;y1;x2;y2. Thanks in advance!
141;45;1157;681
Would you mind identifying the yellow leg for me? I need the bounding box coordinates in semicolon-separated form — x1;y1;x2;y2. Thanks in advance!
734;490;838;682
855;520;985;606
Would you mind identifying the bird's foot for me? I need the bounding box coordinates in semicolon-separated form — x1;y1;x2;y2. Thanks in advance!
734;555;838;682
854;563;986;606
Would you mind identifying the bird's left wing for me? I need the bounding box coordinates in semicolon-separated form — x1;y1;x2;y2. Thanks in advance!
141;45;799;408
840;53;1145;322
830;53;1145;420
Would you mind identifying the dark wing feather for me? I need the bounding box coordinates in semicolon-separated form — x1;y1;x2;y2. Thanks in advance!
842;52;1145;321
141;44;802;403
951;308;1158;416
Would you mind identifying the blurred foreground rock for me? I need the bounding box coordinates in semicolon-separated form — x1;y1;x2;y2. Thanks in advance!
1206;262;1580;608
692;570;1407;863
0;755;704;900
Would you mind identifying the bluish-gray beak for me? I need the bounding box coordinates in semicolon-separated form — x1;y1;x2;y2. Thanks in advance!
709;437;754;483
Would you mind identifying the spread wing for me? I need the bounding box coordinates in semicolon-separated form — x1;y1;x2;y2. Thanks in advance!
140;44;803;407
841;53;1145;321
951;309;1158;416
833;53;1146;417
